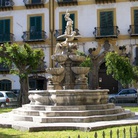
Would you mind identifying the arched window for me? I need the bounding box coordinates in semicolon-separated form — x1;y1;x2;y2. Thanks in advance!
0;79;11;91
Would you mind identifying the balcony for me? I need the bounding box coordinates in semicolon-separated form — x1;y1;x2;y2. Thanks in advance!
54;28;80;41
0;33;15;43
22;31;47;42
128;25;138;37
93;26;120;39
95;0;115;4
0;64;10;73
57;0;78;6
32;61;47;73
23;0;45;8
0;0;14;10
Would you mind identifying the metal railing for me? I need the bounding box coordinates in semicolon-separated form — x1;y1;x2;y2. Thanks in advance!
0;0;14;8
67;126;138;138
95;0;115;4
22;31;47;42
93;26;120;39
0;33;15;43
57;0;78;5
23;0;46;6
128;25;138;36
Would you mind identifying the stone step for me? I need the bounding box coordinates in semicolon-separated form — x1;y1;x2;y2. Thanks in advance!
22;103;115;111
12;111;134;123
12;106;124;117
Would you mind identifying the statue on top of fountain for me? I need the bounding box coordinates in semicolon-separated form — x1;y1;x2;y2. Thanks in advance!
54;10;80;54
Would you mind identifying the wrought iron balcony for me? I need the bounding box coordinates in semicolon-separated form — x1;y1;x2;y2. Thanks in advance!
0;33;15;43
0;0;14;9
32;61;47;73
23;0;45;7
0;64;9;72
57;0;78;6
54;28;80;41
128;25;138;37
22;31;47;42
93;26;120;39
95;0;115;4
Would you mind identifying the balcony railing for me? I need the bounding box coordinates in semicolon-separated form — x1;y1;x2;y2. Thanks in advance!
95;0;115;4
54;28;80;41
0;33;15;43
93;26;120;39
0;0;14;8
0;64;9;72
23;0;45;7
22;31;47;42
57;0;78;6
128;25;138;36
32;61;47;73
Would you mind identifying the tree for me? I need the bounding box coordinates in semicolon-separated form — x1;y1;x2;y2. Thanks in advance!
0;43;44;105
105;52;135;87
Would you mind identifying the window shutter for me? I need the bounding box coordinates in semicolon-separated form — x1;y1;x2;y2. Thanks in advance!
0;19;10;41
134;10;138;34
62;13;75;34
100;11;113;36
30;16;42;40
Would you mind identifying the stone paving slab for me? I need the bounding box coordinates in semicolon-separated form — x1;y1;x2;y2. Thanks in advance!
0;112;138;132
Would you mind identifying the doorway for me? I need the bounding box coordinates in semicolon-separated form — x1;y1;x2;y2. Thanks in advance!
98;62;118;94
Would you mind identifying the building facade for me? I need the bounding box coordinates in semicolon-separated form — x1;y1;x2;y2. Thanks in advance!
0;0;137;93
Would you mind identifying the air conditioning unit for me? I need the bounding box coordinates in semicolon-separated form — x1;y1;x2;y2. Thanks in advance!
5;1;10;6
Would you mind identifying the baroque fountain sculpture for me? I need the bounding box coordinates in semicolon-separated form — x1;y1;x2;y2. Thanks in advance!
12;10;135;127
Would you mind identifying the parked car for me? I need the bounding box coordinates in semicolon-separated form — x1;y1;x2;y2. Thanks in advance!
0;91;18;107
11;89;20;97
108;88;137;103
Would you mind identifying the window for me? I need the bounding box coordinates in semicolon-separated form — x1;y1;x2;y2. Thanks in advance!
32;0;41;4
62;13;75;34
0;19;10;42
0;79;11;91
100;11;114;36
30;16;42;40
134;10;138;34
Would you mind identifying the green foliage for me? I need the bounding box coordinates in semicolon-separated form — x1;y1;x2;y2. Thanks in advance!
79;56;92;70
105;52;134;86
76;50;86;56
0;43;44;78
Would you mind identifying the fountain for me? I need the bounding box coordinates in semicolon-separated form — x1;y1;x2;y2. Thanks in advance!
12;10;134;127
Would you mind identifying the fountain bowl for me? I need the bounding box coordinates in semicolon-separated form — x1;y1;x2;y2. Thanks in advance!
71;67;90;74
69;55;86;62
51;54;68;63
46;67;64;75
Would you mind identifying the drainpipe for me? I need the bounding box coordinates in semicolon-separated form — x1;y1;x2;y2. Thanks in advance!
49;0;54;67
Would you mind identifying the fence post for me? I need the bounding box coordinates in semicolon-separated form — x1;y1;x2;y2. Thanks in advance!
110;130;113;138
117;129;119;138
94;132;98;138
102;131;105;138
123;128;126;138
130;127;132;138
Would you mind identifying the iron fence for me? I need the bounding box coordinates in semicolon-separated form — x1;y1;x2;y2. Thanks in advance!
67;126;138;138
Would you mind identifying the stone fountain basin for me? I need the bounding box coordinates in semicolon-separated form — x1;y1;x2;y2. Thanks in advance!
51;54;68;63
69;55;86;62
71;67;90;74
46;67;64;75
29;89;109;106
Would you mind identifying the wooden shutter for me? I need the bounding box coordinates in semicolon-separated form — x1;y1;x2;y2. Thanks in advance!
30;16;42;40
100;11;114;36
62;13;75;34
0;19;10;42
134;10;138;34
